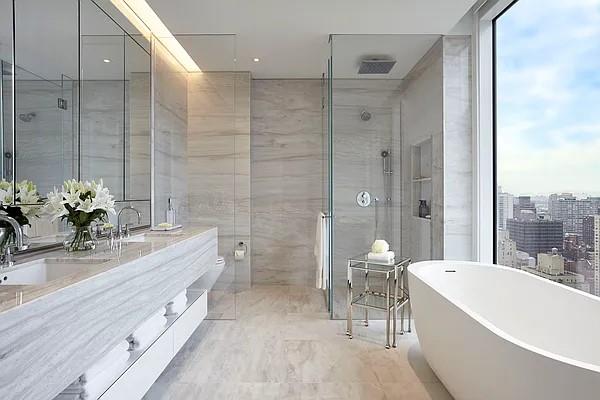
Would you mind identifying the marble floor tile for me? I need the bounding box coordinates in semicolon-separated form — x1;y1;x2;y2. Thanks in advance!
144;285;453;400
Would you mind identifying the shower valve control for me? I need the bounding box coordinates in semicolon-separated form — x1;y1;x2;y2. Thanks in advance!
356;191;371;207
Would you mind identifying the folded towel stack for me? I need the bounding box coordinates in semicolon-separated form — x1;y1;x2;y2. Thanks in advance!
127;308;167;351
367;251;395;263
165;289;188;316
56;341;130;400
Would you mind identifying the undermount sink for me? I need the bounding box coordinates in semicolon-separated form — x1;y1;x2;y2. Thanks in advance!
123;232;185;243
0;258;111;286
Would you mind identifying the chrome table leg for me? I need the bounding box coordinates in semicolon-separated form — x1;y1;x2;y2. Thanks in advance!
393;266;399;348
385;272;391;349
400;267;405;335
346;259;353;339
364;267;369;326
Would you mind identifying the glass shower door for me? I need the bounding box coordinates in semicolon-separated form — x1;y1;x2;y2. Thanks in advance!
328;34;403;319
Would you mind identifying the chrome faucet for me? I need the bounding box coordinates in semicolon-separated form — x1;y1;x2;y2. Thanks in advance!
0;214;27;269
117;206;142;238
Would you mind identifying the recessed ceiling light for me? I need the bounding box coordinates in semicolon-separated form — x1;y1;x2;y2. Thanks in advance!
103;59;111;63
111;0;201;72
253;58;260;62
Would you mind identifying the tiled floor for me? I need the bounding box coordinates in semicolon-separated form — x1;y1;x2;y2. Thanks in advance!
144;285;453;400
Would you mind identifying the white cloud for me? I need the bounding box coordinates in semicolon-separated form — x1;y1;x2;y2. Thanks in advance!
496;0;600;195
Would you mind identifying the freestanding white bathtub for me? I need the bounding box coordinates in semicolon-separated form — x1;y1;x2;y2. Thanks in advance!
408;260;600;400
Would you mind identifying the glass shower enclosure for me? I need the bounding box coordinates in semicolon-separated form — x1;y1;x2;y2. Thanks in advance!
324;34;403;319
324;34;440;319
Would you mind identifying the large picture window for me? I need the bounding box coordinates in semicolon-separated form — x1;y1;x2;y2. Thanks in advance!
494;0;600;296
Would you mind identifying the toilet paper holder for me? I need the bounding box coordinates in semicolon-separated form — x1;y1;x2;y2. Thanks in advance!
234;241;247;260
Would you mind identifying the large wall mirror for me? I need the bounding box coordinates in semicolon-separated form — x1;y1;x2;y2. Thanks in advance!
0;0;151;247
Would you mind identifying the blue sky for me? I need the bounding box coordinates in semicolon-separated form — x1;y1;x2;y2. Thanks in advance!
496;0;600;196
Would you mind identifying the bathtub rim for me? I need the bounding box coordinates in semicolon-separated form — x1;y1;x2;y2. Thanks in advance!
408;260;600;374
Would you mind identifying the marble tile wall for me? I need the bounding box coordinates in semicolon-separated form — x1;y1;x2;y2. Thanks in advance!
251;79;323;286
398;36;473;262
187;71;251;318
399;40;444;261
153;40;188;225
330;79;403;318
442;36;473;261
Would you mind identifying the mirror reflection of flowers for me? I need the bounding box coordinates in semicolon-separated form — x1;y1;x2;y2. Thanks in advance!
0;179;41;227
44;179;115;252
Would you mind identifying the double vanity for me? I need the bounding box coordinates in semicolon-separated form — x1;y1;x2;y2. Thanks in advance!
0;226;218;400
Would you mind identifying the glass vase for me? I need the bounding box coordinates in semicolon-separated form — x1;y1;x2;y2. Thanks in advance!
63;225;97;252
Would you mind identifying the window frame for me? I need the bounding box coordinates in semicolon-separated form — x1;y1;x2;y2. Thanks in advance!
473;0;518;263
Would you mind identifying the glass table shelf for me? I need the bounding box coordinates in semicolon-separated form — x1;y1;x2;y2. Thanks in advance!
351;290;409;311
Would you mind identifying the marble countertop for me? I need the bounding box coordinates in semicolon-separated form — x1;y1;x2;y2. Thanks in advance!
0;225;216;313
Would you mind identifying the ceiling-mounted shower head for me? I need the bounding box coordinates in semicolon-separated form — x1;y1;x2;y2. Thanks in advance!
358;57;397;74
360;110;371;121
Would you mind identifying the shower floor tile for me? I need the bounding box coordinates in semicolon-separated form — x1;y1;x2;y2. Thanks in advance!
144;285;453;400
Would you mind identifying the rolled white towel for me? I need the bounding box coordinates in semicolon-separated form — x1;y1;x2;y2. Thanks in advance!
127;309;167;350
367;251;395;263
80;350;130;399
165;290;188;316
59;350;130;400
83;341;129;381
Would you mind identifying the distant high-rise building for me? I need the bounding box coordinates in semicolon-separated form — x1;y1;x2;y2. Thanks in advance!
497;188;514;230
563;234;586;261
506;219;563;258
593;216;600;296
583;216;596;246
548;193;593;236
588;197;600;215
497;229;517;268
513;196;536;219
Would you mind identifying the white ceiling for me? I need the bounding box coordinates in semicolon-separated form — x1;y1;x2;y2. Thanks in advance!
144;0;477;78
0;0;476;81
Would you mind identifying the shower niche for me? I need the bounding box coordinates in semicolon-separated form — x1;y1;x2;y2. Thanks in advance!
411;137;432;219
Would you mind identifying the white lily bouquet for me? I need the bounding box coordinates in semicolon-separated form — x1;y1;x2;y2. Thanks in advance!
45;179;115;251
0;179;41;250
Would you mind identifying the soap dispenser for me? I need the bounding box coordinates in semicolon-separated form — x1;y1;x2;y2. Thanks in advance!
166;197;177;225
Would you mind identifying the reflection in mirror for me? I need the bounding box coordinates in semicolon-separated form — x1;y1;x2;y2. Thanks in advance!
0;0;13;183
125;35;151;202
0;0;151;248
14;0;78;197
80;0;151;225
0;0;79;243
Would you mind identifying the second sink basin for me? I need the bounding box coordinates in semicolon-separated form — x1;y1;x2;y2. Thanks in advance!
0;257;111;286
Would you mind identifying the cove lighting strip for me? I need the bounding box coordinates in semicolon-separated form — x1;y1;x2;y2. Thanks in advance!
111;0;201;72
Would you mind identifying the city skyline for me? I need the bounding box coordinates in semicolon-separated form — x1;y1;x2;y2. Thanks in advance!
496;0;600;196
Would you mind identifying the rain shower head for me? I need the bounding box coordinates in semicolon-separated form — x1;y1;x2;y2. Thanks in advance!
358;57;397;74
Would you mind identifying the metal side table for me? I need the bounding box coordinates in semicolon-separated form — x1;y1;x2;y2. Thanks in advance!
346;253;411;349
